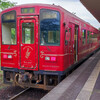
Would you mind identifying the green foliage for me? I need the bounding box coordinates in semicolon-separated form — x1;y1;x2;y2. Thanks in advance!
11;28;16;44
11;28;16;39
99;28;100;31
0;0;16;10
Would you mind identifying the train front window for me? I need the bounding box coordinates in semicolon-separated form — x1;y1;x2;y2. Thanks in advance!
40;9;60;45
2;11;16;44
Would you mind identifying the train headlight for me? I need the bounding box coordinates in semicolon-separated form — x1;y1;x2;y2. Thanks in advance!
8;55;12;59
45;57;50;61
51;57;56;61
3;54;7;59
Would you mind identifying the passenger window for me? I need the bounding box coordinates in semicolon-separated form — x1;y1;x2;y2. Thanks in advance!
90;33;98;43
65;30;68;45
87;31;90;44
65;28;71;45
89;32;93;43
82;30;86;45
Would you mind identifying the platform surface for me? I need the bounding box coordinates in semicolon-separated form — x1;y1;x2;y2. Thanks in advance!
41;51;100;100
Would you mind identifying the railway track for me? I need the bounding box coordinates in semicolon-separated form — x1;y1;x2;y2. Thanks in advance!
7;87;48;100
8;88;30;100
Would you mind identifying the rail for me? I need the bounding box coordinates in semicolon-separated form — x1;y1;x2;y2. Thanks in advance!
8;88;30;100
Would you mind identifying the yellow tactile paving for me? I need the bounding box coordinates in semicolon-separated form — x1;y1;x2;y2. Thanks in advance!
76;60;100;100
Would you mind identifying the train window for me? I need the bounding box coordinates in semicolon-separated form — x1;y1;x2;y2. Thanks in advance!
2;11;16;22
21;8;35;14
90;33;98;43
89;32;93;43
22;23;34;44
65;28;71;45
40;9;60;46
87;31;90;44
82;30;86;45
2;11;16;44
65;30;68;45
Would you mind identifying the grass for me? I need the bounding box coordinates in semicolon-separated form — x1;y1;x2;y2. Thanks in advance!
0;65;3;89
0;51;9;89
0;69;9;90
0;62;9;89
0;49;5;89
0;70;3;74
0;68;4;89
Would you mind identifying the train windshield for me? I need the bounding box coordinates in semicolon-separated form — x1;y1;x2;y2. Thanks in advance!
40;9;60;46
2;11;16;45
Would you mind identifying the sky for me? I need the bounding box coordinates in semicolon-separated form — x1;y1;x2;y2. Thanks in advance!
9;0;100;29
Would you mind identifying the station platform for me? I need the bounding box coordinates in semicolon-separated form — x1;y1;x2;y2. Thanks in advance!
41;50;100;100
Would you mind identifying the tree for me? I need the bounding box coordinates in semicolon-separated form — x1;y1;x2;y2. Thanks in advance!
0;0;16;10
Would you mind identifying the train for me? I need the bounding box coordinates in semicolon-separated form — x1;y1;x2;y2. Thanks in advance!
1;4;100;90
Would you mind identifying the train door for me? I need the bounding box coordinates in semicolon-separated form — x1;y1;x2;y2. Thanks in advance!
69;23;74;65
20;19;36;69
69;23;79;64
74;25;79;62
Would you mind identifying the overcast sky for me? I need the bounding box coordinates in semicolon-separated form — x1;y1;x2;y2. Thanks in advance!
9;0;100;29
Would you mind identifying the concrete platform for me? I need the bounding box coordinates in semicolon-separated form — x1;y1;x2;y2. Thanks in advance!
41;51;100;100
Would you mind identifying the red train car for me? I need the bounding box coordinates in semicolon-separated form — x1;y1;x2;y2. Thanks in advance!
1;4;100;90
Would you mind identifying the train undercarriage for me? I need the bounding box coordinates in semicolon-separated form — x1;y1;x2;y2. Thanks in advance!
3;70;61;90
